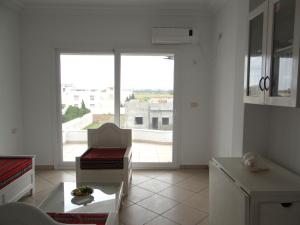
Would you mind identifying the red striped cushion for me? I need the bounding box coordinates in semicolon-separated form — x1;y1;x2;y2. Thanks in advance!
80;148;126;169
47;213;108;225
0;157;32;189
81;148;126;160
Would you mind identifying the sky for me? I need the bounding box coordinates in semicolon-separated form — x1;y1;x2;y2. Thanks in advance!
60;54;174;91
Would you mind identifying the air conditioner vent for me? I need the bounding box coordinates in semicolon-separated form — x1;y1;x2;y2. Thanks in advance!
152;27;195;44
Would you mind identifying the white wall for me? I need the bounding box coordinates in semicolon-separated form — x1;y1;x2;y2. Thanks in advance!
0;4;23;155
20;10;213;165
243;104;300;175
267;107;300;174
243;104;270;156
210;0;247;158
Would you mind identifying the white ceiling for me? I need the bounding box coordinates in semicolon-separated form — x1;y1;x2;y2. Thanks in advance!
15;0;228;12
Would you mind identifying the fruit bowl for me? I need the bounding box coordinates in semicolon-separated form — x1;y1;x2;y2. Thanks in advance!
71;186;93;197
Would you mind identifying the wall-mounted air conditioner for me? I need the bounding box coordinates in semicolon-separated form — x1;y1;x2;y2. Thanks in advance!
152;27;195;44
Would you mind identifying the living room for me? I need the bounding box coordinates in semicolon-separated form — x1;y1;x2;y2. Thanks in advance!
1;0;300;224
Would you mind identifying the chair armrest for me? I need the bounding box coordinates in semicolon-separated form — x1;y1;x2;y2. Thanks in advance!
124;146;132;158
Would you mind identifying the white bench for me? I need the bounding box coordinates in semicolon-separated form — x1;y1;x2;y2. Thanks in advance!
0;155;35;205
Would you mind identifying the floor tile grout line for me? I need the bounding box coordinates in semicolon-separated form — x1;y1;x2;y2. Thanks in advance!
195;215;209;225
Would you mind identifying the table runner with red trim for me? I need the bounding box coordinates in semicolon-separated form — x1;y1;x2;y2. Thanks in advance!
0;157;32;189
47;213;108;225
80;148;126;169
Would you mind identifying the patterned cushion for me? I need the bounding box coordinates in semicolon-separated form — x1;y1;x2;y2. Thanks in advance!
80;148;126;169
47;213;108;225
0;157;32;190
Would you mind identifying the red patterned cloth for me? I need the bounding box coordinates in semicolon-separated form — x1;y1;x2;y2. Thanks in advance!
47;213;108;225
80;148;126;169
0;157;32;189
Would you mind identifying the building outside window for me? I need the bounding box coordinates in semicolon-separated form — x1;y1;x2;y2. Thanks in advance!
162;117;169;125
90;95;95;101
90;104;95;108
135;117;143;125
74;95;79;101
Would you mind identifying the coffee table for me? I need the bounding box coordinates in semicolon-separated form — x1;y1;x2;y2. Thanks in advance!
39;181;123;214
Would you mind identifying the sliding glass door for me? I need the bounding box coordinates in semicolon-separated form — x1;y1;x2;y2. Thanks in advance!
120;54;174;164
57;51;175;168
59;53;114;163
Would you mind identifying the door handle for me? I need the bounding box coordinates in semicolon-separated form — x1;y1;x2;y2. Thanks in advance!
264;76;270;91
259;77;264;91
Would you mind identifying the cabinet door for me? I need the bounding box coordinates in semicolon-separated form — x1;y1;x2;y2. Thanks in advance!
209;162;249;225
265;0;300;107
259;202;300;225
244;3;268;104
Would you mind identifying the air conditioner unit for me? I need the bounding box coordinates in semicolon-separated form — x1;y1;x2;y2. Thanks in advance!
152;27;195;44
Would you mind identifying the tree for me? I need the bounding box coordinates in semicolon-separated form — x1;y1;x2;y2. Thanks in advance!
62;101;91;123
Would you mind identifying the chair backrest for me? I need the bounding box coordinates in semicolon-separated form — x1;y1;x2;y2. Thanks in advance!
0;202;61;225
88;123;132;148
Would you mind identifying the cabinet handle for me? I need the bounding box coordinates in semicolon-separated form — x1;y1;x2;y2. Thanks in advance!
264;76;270;91
259;77;264;91
281;202;293;208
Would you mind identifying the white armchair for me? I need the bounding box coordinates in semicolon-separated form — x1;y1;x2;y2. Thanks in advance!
0;202;118;225
76;123;132;195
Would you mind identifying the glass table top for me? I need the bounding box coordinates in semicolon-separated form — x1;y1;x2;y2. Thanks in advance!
39;182;123;214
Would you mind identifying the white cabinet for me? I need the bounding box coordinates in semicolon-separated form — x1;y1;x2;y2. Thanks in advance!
209;157;300;225
244;0;300;107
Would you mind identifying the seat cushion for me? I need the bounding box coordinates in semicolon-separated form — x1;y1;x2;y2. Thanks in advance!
80;148;126;169
48;213;108;225
0;157;32;190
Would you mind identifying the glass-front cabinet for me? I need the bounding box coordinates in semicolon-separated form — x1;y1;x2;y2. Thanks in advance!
244;2;268;104
244;0;300;107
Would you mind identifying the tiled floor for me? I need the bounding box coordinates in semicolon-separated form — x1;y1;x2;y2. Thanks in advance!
63;142;172;163
19;168;209;225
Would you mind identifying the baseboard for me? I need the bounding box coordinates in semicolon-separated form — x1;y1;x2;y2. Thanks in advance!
35;165;55;170
180;164;208;169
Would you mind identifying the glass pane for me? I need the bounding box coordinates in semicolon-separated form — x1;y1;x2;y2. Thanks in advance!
60;54;115;162
247;13;264;97
249;0;266;12
270;0;295;97
120;54;174;163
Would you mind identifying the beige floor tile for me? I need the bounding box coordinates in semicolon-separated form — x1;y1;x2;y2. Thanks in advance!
133;170;166;178
155;173;188;185
131;174;152;185
41;171;75;185
125;186;154;203
197;216;209;225
146;216;179;225
32;188;54;205
35;176;55;193
183;192;209;212
159;186;194;202
137;194;178;214
198;188;209;197
176;178;208;193
120;204;158;225
181;169;208;178
163;204;208;225
137;179;170;193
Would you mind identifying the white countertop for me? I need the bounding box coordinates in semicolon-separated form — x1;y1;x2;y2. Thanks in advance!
212;157;300;195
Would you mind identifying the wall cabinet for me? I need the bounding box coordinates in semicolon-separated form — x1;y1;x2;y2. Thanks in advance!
209;157;300;225
244;0;300;107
